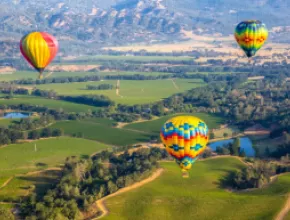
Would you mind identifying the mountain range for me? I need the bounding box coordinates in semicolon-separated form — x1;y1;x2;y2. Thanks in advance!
1;0;290;57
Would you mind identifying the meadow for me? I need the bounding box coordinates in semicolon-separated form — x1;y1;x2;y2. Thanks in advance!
0;169;62;201
36;79;206;105
124;113;225;133
0;71;100;81
0;96;100;112
0;137;109;173
0;137;110;201
0;119;17;128
103;157;290;220
50;121;151;146
0;70;174;82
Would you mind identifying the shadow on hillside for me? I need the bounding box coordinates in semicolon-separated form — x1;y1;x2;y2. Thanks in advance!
17;170;61;197
35;162;47;168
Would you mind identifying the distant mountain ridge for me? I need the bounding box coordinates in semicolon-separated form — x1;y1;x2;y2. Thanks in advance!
0;0;290;56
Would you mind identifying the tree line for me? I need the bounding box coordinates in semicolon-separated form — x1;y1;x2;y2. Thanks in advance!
86;84;114;90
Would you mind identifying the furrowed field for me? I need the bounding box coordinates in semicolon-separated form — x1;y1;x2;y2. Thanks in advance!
103;157;290;220
0;96;100;112
125;113;225;133
36;79;206;105
50;121;152;146
0;71;99;81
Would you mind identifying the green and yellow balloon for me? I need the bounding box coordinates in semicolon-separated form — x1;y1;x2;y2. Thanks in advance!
235;20;268;59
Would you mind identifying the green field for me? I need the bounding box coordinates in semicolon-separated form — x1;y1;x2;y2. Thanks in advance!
0;137;109;177
0;71;173;82
50;121;151;146
0;97;100;112
0;119;18;128
103;158;290;220
0;71;99;81
36;79;205;105
0;169;62;201
125;113;225;133
97;71;172;76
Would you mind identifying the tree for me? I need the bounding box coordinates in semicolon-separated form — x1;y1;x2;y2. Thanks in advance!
209;132;215;139
229;138;240;156
239;149;246;157
52;128;63;137
41;128;52;137
223;132;229;138
28;130;40;139
264;147;271;157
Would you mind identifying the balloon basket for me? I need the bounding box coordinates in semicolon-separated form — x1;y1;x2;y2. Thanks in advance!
182;171;189;178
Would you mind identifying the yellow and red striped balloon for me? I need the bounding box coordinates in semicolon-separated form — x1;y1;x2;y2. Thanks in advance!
20;32;58;79
160;115;209;178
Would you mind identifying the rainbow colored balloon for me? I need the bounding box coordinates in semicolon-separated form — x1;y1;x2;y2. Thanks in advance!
160;116;209;178
20;32;58;79
234;20;268;58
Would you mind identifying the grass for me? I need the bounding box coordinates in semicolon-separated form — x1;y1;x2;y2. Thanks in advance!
0;137;109;177
36;79;206;105
0;71;99;81
0;71;173;82
103;157;290;220
125;113;225;134
0;96;100;112
97;71;172;76
82;117;116;126
0;137;109;202
0;169;62;201
50;121;151;146
0;119;18;128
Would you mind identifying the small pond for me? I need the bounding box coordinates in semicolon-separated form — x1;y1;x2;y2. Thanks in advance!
2;112;31;119
209;137;255;157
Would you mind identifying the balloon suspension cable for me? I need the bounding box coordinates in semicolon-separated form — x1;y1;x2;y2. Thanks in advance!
248;58;254;73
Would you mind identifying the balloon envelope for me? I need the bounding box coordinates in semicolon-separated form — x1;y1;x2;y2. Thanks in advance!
235;20;268;58
20;32;58;78
160;116;209;174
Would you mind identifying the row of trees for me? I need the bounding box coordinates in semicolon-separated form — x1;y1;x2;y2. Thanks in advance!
86;84;114;90
0;126;63;146
9;115;55;131
20;147;170;219
27;128;63;139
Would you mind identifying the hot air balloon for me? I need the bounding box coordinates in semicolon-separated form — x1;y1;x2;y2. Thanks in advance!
160;115;209;178
20;32;58;79
234;20;268;60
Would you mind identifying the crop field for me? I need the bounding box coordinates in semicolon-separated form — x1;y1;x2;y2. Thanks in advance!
124;113;225;133
0;71;99;81
0;137;109;177
97;71;172;76
36;79;206;105
0;96;100;112
103;157;290;220
50;121;151;146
